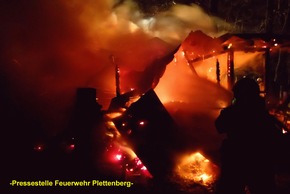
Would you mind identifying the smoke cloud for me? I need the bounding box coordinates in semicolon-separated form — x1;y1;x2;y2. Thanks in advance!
0;0;228;135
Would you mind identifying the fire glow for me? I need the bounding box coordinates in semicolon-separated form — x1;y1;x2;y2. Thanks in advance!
174;152;219;187
3;0;289;191
103;112;152;180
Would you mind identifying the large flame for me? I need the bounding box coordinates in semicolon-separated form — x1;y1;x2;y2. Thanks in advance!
0;1;231;135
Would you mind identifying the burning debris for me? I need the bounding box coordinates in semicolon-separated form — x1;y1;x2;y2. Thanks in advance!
174;152;218;186
172;152;219;193
101;116;153;183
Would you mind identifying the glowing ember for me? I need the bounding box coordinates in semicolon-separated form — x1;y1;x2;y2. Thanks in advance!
69;144;75;150
34;145;43;151
139;121;145;125
140;166;147;171
115;154;122;161
106;112;123;119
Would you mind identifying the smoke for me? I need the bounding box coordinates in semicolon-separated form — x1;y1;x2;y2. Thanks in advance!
0;0;228;135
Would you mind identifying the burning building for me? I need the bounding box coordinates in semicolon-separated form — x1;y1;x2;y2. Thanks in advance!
1;1;290;193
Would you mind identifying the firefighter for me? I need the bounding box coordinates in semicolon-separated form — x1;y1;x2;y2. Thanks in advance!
214;77;279;194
